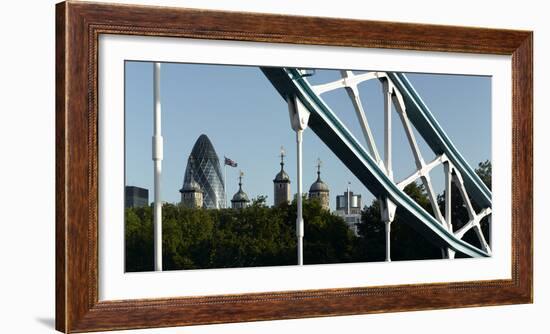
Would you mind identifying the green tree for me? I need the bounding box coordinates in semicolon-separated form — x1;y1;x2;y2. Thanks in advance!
125;197;356;271
125;160;492;271
436;160;492;257
355;181;443;262
125;206;153;272
299;197;355;264
476;160;492;189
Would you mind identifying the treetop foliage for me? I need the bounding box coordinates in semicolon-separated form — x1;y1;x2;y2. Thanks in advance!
126;161;492;271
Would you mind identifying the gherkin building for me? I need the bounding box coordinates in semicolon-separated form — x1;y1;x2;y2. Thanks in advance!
181;134;225;209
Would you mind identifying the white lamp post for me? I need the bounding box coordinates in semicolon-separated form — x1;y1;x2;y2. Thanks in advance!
287;95;310;266
153;62;163;271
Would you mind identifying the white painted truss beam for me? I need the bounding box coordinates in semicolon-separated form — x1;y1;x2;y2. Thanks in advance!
393;95;425;170
453;172;477;221
397;154;447;190
393;93;446;228
474;224;491;254
312;71;387;95
421;174;446;225
340;70;383;166
454;207;492;239
303;69;492;259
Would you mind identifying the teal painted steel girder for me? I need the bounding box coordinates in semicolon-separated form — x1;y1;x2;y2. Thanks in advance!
388;72;492;208
261;67;490;258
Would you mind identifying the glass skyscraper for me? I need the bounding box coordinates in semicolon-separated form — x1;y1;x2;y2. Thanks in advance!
181;134;225;209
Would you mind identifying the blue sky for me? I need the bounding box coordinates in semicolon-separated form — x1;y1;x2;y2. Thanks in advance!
125;62;491;210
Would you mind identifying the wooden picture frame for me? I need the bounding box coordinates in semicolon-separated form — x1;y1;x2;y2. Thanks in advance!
56;1;533;332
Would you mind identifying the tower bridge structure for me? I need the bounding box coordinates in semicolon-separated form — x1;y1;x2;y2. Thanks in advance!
261;67;492;262
149;63;492;271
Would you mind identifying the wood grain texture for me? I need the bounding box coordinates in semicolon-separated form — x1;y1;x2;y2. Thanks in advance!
55;1;533;332
55;2;67;332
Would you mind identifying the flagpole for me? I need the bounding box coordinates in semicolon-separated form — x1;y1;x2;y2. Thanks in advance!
153;62;163;271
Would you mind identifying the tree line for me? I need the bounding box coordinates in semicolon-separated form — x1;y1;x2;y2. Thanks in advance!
125;160;491;272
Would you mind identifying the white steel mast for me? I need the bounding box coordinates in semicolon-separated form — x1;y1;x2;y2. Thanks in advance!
153;63;163;271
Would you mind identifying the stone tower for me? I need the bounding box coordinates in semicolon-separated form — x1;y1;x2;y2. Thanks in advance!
231;171;250;209
273;147;291;206
179;163;204;209
309;159;330;210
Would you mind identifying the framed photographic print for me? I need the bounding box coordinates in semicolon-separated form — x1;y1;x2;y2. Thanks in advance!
56;1;533;332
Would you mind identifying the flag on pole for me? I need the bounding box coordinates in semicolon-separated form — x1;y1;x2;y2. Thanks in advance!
224;156;238;167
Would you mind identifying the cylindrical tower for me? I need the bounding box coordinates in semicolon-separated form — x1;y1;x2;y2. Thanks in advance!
273;147;291;206
308;159;330;210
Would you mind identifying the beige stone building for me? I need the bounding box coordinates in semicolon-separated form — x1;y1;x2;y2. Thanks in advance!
308;161;330;211
273;149;291;206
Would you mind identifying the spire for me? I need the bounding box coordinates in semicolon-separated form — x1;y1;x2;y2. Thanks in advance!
316;158;322;181
274;146;290;183
309;157;330;211
231;170;249;207
280;146;286;171
309;158;329;194
238;170;244;191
